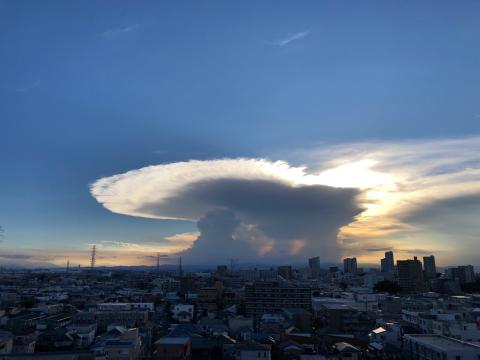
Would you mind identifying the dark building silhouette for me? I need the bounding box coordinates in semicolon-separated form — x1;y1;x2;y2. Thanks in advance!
423;255;437;280
309;256;321;279
397;257;424;292
381;251;395;273
343;257;357;274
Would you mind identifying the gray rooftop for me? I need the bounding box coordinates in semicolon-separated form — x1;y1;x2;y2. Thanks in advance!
157;337;190;345
405;335;480;351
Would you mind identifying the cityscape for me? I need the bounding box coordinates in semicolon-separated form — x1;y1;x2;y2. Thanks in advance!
0;250;480;359
2;1;480;359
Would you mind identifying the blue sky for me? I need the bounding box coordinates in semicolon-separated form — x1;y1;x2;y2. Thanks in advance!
1;1;480;267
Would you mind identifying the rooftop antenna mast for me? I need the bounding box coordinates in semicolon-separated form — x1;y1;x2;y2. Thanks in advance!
90;245;96;271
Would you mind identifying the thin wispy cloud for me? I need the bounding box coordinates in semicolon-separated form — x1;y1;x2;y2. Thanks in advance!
269;30;310;46
15;81;40;93
101;24;140;39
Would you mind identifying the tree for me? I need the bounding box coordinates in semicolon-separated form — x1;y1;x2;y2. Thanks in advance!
374;280;401;294
461;280;480;293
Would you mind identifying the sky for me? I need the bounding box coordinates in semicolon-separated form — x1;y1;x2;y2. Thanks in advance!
1;1;480;268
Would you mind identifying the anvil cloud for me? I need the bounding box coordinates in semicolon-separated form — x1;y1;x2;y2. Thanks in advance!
91;137;480;264
91;159;364;263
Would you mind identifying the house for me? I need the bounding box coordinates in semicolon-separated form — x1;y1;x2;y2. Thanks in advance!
197;317;228;335
228;316;254;337
171;304;194;323
66;323;97;348
234;342;271;360
154;337;191;360
0;332;13;354
92;326;142;360
332;342;362;360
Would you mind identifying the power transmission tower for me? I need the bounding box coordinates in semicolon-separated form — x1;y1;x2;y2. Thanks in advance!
90;245;96;271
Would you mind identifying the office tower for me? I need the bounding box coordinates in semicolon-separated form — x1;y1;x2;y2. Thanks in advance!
381;251;395;273
308;256;321;278
423;255;437;280
397;257;424;291
343;257;358;274
245;281;311;318
446;265;476;284
457;265;475;284
381;258;388;273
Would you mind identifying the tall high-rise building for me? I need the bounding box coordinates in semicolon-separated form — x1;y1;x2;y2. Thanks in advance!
446;265;475;284
397;257;424;291
457;265;475;284
308;256;321;279
381;258;388;272
381;251;395;273
423;255;437;280
343;257;358;274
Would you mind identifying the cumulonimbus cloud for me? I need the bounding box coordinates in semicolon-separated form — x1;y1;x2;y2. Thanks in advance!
90;159;364;263
91;137;480;265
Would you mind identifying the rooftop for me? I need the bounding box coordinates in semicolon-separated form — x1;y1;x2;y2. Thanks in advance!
405;335;480;351
156;337;190;345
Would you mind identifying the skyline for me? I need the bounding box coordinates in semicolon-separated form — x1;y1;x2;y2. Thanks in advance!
1;1;480;267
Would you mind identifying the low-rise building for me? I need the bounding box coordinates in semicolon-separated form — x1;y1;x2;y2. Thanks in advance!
403;334;480;360
153;337;191;360
234;342;271;360
245;281;311;318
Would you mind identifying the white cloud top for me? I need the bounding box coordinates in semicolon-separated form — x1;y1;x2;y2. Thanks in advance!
91;159;328;220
